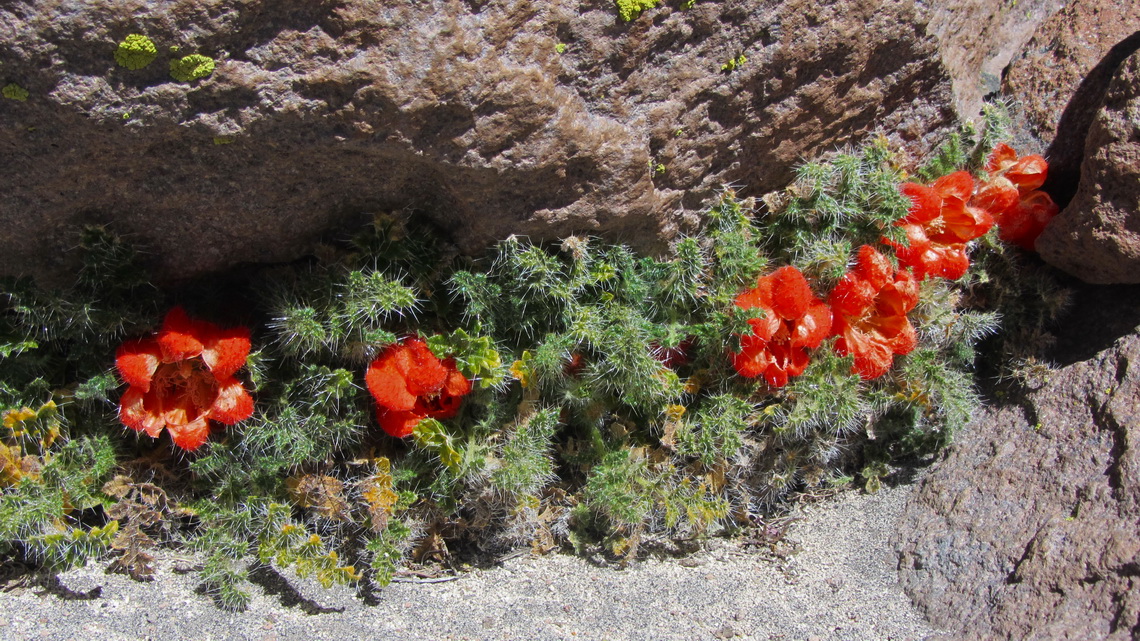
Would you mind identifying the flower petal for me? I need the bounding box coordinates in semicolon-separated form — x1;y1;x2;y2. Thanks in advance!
734;283;768;310
932;171;975;204
767;266;813;320
878;273;919;316
441;361;472;398
157;306;206;362
731;332;773;379
998;190;1058;250
855;245;892;290
210;377;254;424
792;302;833;349
201;325;252;380
116;339;161;392
900;183;940;224
162;390;201;428
366;349;418;411
985;142;1018;174
1006;155;1048;191
377;407;422;438
119;387;165;438
401;337;448;395
167;416;211;451
972;178;1019;215
886;317;918;355
839;326;893;380
829;272;876;317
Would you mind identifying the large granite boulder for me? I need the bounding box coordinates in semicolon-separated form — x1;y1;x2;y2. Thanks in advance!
1036;50;1140;284
0;0;1032;283
895;286;1140;639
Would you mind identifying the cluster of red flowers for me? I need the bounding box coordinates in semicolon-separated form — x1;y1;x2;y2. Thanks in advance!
115;146;1054;445
731;250;917;383
973;143;1059;250
116;311;475;449
829;246;919;380
731;266;832;386
732;145;1056;384
116;307;254;451
365;337;472;438
889;171;993;281
889;145;1057;278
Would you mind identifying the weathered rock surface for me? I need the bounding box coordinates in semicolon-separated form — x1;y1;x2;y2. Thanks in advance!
895;317;1140;638
926;0;1067;121
1;0;964;283
1036;49;1140;284
1002;0;1140;201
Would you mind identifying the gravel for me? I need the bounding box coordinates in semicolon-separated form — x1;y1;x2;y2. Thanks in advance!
1;480;940;641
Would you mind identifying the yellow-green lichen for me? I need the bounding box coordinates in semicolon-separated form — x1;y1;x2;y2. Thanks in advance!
170;54;215;83
721;54;747;72
616;0;660;22
3;83;29;101
115;34;157;70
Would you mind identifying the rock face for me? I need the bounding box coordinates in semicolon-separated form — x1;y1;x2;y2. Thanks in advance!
1002;0;1140;200
1035;50;1140;284
0;0;964;282
925;0;1067;121
895;325;1140;639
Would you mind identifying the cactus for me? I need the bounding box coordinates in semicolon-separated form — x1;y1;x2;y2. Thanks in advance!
0;107;1057;603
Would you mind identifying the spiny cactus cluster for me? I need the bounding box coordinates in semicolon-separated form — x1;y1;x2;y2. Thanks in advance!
0;112;1067;610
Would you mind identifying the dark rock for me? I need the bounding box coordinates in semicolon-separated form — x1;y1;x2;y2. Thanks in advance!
0;0;962;283
895;327;1140;639
1002;0;1140;204
1036;50;1140;284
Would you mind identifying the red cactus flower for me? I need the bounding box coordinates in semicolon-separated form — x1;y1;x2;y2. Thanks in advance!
888;171;993;280
365;337;472;438
972;142;1059;251
731;265;832;387
830;246;920;380
564;352;587;378
116;307;254;451
652;338;694;369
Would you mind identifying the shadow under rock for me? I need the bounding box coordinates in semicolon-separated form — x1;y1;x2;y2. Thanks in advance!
1041;30;1140;208
1048;280;1140;367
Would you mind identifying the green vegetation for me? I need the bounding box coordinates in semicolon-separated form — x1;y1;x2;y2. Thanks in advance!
170;54;215;83
616;0;661;22
721;54;747;72
2;83;29;101
0;107;1063;609
114;34;157;70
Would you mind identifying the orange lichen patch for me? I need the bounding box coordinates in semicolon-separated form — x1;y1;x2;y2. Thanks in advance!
973;143;1059;251
115;307;253;451
731;265;832;387
889;171;993;280
366;337;472;438
830;246;920;380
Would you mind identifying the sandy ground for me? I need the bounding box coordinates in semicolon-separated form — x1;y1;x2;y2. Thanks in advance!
0;480;940;641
